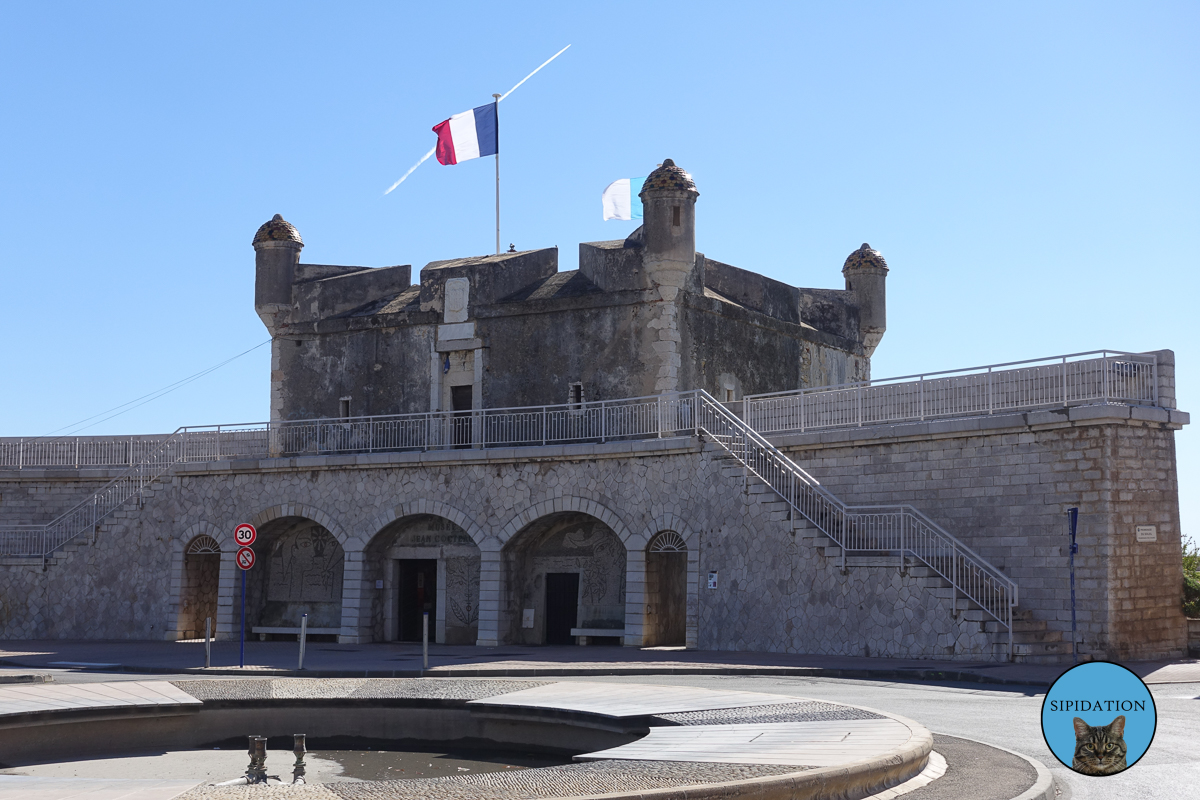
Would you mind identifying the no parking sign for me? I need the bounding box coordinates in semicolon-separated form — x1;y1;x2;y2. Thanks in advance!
236;547;256;570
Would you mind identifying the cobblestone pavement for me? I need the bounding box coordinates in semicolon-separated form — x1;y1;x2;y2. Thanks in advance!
175;760;804;800
654;700;882;725
170;678;551;702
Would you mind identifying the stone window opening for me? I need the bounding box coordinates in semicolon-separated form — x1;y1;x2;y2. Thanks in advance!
671;206;681;227
568;382;584;412
339;397;352;420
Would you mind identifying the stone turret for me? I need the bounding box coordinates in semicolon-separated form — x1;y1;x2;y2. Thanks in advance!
253;214;303;331
842;243;888;356
640;159;699;294
639;160;699;393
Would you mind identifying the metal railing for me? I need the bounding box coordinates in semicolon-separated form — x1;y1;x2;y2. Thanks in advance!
744;350;1159;435
0;430;187;567
0;394;696;561
0;436;171;469
694;395;1018;657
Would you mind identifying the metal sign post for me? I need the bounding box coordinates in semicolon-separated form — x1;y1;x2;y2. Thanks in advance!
235;528;257;669
1066;507;1079;664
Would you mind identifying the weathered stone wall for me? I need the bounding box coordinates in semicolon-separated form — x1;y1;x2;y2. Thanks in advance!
772;406;1189;660
0;471;120;527
0;411;1185;661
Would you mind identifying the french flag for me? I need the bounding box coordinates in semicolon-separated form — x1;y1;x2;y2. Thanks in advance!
433;103;498;165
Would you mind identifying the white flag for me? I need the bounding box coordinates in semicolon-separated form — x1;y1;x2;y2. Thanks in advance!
601;177;645;221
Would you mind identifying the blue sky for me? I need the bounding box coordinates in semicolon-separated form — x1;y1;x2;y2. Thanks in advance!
1;3;1196;537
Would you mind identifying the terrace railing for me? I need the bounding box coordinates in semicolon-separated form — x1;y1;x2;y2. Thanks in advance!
744;350;1159;435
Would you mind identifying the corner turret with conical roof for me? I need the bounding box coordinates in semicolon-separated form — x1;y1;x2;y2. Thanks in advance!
638;159;700;393
253;214;304;332
841;242;888;356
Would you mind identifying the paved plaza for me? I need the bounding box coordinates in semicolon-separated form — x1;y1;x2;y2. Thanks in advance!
0;639;1196;687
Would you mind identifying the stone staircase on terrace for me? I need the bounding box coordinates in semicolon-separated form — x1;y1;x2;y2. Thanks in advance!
0;480;169;571
712;447;1061;664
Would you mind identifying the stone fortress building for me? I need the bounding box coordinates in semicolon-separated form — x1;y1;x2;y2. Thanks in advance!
254;158;883;423
0;159;1190;663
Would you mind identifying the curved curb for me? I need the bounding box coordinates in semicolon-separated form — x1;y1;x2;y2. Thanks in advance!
936;733;1056;800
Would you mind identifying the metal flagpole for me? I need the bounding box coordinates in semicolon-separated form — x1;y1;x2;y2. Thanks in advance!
493;93;501;255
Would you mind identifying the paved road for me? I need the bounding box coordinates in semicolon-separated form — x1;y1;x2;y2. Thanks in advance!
542;674;1199;800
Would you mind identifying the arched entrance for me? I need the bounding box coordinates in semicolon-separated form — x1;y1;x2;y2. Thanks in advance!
645;531;687;646
244;517;344;640
504;512;626;645
178;535;221;639
363;515;481;644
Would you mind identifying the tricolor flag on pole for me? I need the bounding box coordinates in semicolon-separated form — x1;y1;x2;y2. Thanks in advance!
601;177;647;221
433;103;498;165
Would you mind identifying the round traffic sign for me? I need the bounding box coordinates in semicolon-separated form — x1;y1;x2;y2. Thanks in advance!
234;523;257;547
236;547;256;571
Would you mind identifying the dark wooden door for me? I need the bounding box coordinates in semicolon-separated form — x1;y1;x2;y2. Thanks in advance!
544;572;580;645
451;385;473;448
398;559;437;642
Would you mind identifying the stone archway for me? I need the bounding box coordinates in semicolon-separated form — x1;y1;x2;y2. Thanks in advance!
362;514;481;644
503;512;626;645
645;531;687;646
178;535;221;639
243;516;344;639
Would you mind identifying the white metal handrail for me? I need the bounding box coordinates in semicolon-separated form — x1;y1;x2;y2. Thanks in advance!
693;393;1018;657
744;350;1158;435
0;430;187;567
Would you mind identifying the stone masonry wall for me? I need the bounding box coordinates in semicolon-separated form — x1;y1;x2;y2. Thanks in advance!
773;406;1188;660
0;472;118;527
0;407;1186;661
0;441;993;660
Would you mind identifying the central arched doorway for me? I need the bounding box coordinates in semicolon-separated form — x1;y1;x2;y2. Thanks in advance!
363;515;481;644
178;535;221;639
244;517;344;640
504;512;626;645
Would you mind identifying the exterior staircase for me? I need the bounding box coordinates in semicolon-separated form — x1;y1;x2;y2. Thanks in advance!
710;446;1038;662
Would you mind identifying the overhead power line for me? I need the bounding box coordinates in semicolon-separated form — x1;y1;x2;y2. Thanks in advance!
39;339;272;438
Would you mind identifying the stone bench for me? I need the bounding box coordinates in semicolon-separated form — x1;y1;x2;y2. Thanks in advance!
251;626;339;641
570;627;625;645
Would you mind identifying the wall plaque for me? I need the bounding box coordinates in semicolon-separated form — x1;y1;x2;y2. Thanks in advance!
1135;525;1157;543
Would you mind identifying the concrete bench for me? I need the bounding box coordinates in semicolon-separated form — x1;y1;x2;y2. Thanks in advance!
570;627;625;645
251;626;339;641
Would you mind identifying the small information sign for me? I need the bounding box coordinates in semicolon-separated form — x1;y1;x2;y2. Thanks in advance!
236;546;256;570
707;571;718;589
1135;525;1157;543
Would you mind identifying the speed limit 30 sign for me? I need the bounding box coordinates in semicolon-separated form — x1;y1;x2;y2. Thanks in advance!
234;523;257;547
236;547;256;570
